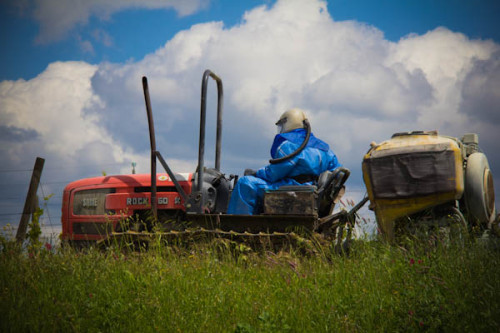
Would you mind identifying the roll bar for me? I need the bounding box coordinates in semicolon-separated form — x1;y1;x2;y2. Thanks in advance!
194;70;224;213
142;70;224;217
142;76;188;220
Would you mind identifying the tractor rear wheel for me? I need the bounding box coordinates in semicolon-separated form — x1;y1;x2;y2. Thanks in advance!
465;152;496;228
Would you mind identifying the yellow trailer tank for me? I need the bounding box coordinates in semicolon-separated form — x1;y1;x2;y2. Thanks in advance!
362;131;465;240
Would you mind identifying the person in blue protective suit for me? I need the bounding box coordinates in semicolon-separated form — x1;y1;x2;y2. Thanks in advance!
227;108;341;215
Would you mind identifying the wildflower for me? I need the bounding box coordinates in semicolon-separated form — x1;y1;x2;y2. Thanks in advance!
408;310;414;316
419;321;424;327
409;258;415;266
89;293;93;298
418;259;423;265
44;243;52;251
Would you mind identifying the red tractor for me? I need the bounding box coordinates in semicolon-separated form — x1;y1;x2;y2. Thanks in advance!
61;70;361;248
61;173;193;246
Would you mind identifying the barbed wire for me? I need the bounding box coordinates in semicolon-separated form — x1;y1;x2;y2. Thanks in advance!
0;181;75;187
0;195;62;200
0;161;130;174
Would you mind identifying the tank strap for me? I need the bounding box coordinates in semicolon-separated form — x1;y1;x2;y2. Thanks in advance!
291;174;317;184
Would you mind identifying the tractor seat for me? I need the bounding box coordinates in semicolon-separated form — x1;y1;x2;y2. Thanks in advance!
316;167;350;217
263;167;350;217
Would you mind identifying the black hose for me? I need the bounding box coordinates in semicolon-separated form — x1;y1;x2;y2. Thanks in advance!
269;120;311;164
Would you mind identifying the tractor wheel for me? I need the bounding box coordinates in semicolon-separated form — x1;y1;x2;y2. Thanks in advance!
421;206;469;247
492;213;500;238
393;206;468;247
443;206;469;246
465;153;496;228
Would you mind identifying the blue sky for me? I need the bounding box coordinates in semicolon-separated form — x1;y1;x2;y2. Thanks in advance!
2;0;499;81
1;0;499;236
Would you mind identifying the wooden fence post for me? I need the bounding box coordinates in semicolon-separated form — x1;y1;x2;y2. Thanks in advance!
16;157;45;243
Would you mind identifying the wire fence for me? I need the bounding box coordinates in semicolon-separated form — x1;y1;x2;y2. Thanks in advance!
0;161;130;240
0;182;61;240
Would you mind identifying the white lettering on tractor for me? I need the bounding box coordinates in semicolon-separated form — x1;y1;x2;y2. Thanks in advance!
175;197;181;205
126;197;149;205
82;198;98;207
126;197;169;205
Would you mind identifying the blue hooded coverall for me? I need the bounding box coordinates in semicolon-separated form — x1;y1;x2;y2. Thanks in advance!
227;128;340;215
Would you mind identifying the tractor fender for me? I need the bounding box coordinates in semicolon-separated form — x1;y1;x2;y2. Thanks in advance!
464;152;496;228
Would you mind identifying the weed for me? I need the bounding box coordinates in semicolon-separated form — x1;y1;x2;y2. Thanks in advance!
0;238;499;332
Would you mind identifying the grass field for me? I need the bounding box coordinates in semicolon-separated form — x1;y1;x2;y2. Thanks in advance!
1;235;499;332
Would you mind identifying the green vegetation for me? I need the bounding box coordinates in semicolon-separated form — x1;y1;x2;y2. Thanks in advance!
1;237;499;332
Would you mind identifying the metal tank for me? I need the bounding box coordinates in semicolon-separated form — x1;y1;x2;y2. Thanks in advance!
362;130;495;241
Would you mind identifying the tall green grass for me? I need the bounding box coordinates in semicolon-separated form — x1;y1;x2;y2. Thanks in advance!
1;237;499;332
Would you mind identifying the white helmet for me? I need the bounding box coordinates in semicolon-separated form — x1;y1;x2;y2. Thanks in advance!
276;108;308;134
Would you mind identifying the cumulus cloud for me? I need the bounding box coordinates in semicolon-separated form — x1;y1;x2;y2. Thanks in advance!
92;29;114;47
1;0;500;228
0;61;153;181
87;0;500;170
460;51;500;124
32;0;209;43
0;126;39;142
77;37;95;55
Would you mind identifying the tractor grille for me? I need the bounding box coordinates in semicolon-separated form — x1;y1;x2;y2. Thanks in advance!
73;188;115;215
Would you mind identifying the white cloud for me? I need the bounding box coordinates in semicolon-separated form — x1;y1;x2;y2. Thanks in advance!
460;51;500;125
33;0;209;43
78;37;95;54
92;29;114;47
1;0;499;227
0;61;146;176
